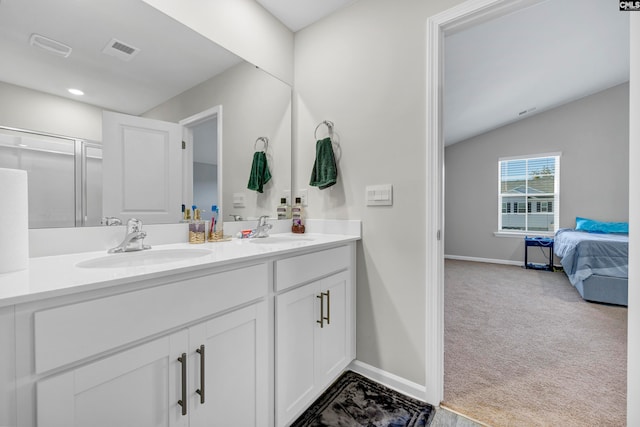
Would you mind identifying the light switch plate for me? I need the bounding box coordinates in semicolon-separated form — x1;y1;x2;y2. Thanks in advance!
365;184;393;206
233;192;246;208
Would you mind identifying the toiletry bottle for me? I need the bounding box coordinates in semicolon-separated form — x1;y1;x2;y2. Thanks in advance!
209;205;219;240
189;208;206;243
182;205;192;223
277;198;291;220
292;197;305;233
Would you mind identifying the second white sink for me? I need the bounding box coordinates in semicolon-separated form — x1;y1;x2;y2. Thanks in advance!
76;248;212;269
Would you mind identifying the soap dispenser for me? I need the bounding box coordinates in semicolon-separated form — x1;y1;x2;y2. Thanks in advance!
277;197;291;220
189;207;205;244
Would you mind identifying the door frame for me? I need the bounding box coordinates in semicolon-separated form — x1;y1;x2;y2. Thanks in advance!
424;0;636;416
179;106;223;219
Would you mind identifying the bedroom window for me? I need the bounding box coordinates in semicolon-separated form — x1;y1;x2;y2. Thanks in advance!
498;154;560;233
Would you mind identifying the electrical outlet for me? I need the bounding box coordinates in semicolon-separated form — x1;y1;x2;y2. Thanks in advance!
299;189;308;206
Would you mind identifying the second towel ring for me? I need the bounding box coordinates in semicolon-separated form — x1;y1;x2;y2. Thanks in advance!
314;120;334;140
254;136;269;152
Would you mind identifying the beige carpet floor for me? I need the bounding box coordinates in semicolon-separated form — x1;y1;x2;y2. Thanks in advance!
443;259;627;427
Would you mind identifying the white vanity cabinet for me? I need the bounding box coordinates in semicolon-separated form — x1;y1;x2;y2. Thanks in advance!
188;302;269;427
37;330;189;427
37;302;268;427
275;245;356;427
20;263;270;427
3;235;359;427
0;306;16;427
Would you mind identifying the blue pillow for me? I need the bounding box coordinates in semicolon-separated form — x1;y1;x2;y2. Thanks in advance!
575;217;628;234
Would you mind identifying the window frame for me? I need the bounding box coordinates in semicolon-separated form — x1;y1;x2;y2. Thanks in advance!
497;153;560;235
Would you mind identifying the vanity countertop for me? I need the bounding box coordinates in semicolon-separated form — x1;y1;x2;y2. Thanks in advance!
0;233;359;307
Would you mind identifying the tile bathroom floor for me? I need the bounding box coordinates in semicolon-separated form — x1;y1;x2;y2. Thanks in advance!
431;407;486;427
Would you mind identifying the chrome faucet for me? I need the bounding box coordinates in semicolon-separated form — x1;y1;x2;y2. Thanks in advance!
101;216;122;226
249;215;272;238
108;218;151;253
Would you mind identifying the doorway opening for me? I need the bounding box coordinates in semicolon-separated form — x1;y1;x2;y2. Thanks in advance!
425;0;631;421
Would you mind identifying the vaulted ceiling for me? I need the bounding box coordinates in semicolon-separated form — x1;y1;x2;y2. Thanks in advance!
444;0;629;145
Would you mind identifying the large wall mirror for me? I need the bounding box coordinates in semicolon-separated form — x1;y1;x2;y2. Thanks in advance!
0;0;291;228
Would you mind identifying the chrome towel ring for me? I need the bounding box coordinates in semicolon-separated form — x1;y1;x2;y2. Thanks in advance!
254;136;269;152
314;120;334;140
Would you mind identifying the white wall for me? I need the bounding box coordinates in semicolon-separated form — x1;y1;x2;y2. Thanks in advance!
0;82;102;141
445;83;629;263
294;0;465;386
141;0;294;85
144;61;291;222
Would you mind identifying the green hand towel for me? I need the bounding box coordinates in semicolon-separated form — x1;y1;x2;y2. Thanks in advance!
309;137;337;189
247;151;272;193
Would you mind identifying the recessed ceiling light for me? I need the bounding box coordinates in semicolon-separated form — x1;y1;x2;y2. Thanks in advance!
68;88;84;96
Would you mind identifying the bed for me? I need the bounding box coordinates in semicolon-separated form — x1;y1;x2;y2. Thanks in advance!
554;227;628;306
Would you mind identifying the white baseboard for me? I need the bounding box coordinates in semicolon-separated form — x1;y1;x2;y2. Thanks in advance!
445;254;522;267
348;360;428;403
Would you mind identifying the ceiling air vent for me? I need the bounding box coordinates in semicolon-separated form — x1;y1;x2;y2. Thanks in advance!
102;38;140;62
30;34;72;58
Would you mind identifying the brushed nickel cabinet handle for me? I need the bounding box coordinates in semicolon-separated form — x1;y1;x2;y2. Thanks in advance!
196;345;205;404
316;293;325;328
177;353;187;416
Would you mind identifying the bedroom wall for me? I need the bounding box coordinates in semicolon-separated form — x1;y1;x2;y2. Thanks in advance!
444;82;629;263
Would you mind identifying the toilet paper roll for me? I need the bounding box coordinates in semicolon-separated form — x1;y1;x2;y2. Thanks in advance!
0;168;29;274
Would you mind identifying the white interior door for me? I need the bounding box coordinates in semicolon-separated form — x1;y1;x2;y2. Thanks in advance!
102;111;182;224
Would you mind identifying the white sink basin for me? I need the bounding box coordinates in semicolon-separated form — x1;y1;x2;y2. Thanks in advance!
249;235;315;245
76;248;212;269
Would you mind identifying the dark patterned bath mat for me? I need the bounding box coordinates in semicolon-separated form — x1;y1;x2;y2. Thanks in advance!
291;370;435;427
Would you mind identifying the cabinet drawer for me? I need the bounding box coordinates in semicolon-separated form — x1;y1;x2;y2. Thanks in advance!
34;263;267;374
275;245;350;292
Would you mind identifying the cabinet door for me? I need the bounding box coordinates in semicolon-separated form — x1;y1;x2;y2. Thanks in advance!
316;270;350;388
190;302;268;427
0;306;15;427
37;331;189;427
275;282;320;426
